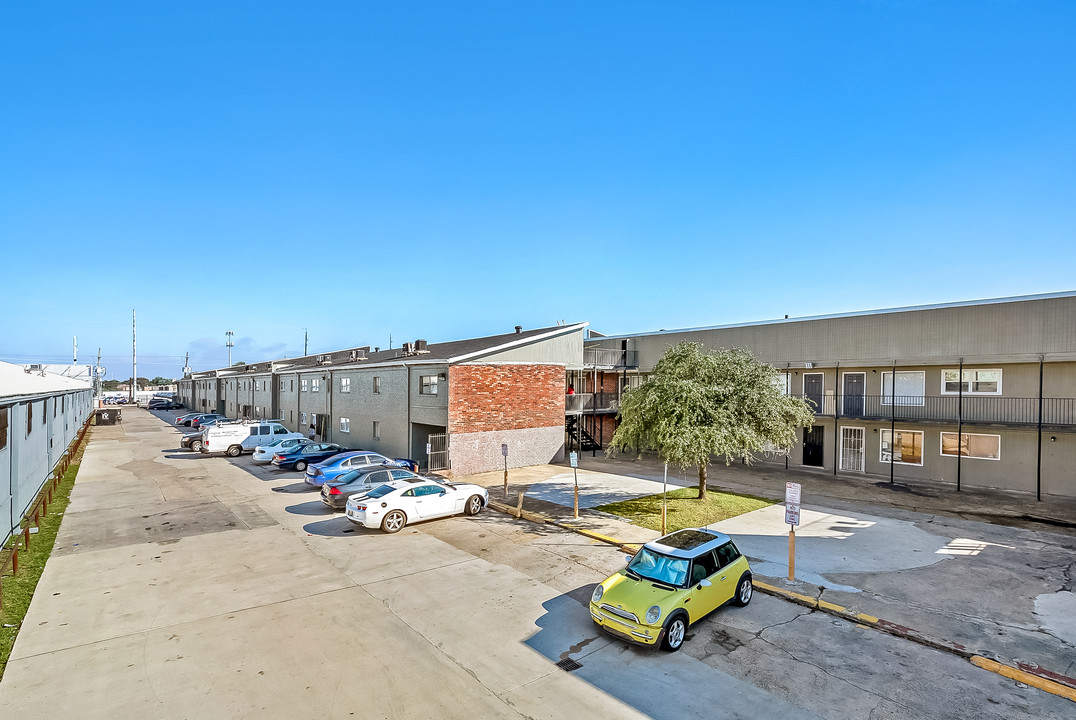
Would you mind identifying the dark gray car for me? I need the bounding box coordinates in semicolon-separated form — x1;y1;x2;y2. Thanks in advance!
320;467;421;510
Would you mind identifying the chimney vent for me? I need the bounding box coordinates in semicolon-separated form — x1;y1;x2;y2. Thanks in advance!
514;325;522;334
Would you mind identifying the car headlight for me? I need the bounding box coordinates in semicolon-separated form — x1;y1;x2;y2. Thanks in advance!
645;605;661;624
592;585;604;603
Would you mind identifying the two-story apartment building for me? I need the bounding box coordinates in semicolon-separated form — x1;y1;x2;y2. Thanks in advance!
584;292;1076;499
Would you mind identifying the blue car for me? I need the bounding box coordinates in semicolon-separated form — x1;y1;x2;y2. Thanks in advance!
304;451;420;487
271;442;347;472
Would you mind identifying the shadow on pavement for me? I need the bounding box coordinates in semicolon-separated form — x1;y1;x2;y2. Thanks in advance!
303;516;371;537
272;482;317;494
286;500;333;516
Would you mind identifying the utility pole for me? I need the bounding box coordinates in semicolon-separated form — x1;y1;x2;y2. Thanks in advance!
226;331;235;366
132;310;137;403
304;329;308;356
96;348;102;400
183;352;190;378
73;335;78;364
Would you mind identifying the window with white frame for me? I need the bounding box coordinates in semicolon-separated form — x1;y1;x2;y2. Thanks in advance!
420;375;438;395
881;371;925;406
280;380;286;390
341;377;351;393
373;376;381;394
300;379;308;392
300;412;307;424
372;421;380;439
941;369;1002;395
312;378;320;392
880;429;924;465
773;372;792;395
340;417;351;433
940;432;1000;460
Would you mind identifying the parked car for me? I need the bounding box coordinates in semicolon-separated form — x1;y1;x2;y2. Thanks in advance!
252;437;311;463
271;443;347;472
320;467;422;510
344;477;488;533
304;451;419;487
180;431;206;451
589;528;752;652
190;413;226;429
177;413;208;427
148;397;182;410
202;421;305;456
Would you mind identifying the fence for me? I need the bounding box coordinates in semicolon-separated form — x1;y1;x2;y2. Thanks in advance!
797;394;1076;426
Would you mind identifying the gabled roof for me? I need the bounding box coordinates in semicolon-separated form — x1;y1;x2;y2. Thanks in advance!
0;361;92;400
194;323;588;375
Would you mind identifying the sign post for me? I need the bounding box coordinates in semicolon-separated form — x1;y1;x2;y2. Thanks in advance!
661;462;668;535
785;482;801;580
502;443;509;498
569;451;579;518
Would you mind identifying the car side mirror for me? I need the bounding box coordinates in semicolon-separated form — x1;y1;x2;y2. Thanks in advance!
439;490;447;496
625;555;633;564
698;579;712;588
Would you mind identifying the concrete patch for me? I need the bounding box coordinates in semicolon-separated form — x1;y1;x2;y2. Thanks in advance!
710;504;950;592
1033;590;1076;647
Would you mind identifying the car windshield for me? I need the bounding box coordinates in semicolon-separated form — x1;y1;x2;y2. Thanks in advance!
336;470;361;483
626;547;689;587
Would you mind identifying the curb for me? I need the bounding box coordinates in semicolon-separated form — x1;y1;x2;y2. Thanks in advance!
486;499;1076;704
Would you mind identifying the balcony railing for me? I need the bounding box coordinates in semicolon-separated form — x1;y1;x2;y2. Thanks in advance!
565;392;620;414
582;348;638;368
796;394;1076;427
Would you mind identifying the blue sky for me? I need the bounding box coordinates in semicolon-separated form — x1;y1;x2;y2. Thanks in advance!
2;1;1075;378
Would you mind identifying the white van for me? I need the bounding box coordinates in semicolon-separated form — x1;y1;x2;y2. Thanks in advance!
202;420;305;457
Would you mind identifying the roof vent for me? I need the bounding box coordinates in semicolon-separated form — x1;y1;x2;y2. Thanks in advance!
515;325;522;334
402;342;414;355
414;339;428;353
374;347;380;353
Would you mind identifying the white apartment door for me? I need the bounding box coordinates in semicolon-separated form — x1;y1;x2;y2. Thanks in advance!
840;427;865;472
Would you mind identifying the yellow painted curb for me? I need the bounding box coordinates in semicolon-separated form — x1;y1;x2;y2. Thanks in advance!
970;656;1076;703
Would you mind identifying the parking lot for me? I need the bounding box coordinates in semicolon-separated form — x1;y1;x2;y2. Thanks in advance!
0;408;1072;719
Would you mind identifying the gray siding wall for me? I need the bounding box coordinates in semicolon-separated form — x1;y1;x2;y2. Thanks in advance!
598;295;1076;370
477;328;585;366
329;366;411;456
410;363;449;427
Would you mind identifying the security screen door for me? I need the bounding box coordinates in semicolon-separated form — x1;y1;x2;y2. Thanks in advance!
840;427;865;472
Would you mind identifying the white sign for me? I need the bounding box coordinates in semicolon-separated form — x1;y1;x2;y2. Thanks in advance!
426;443;432;455
785;505;801;526
785;482;801;506
501;443;508;457
569;451;578;468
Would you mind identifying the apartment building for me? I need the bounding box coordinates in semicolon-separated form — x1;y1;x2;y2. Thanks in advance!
583;292;1076;499
178;324;586;475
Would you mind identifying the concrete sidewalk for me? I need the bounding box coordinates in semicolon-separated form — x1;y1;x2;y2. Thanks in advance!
464;460;1076;697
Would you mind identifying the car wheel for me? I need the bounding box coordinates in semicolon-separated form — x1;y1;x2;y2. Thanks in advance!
226;445;242;458
191;439;203;453
734;576;753;606
294;460;307;472
381;510;407;534
662;615;687;652
466;495;484;516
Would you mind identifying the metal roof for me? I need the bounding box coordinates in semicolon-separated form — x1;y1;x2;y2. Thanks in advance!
591;290;1076;341
0;361;92;400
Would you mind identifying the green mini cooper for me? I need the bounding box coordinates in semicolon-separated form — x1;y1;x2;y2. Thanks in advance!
589;528;752;651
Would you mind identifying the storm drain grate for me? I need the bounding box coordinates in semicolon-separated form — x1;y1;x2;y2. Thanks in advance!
555;658;582;672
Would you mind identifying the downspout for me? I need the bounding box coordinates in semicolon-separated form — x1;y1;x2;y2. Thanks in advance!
956;358;963;492
327;369;334;444
833;361;840;475
1037;355;1044;502
889;360;896;484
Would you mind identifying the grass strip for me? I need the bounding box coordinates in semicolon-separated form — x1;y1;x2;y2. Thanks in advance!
597;486;773;532
0;444;84;681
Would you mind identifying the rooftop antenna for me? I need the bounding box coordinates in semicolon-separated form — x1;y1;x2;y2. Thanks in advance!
304;328;308;356
226;330;235;366
389;333;392;350
73;335;78;364
183;351;191;378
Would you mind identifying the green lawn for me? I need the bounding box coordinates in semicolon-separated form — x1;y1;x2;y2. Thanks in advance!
597;486;773;532
0;449;83;681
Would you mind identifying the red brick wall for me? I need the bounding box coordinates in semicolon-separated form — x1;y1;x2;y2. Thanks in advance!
448;364;565;433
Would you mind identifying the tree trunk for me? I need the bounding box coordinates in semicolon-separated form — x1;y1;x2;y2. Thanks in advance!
698;464;707;500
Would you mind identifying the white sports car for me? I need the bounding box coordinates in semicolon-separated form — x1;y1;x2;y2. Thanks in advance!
345;477;489;533
252;437;310;463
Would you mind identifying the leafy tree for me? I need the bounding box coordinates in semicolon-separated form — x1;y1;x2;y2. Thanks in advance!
608;342;815;499
232;361;246;367
102;380;120;391
149;376;173;385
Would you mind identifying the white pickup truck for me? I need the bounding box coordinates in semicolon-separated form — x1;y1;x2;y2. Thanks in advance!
202;420;305;457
